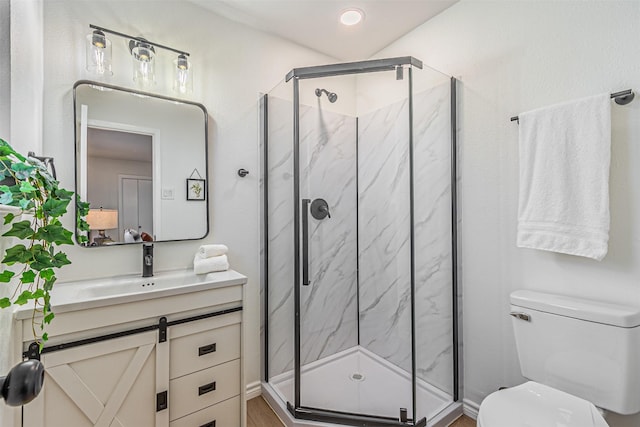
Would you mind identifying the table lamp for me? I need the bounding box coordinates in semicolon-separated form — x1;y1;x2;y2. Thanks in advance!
86;207;118;245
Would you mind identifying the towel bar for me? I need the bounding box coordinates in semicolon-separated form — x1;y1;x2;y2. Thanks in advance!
510;89;634;123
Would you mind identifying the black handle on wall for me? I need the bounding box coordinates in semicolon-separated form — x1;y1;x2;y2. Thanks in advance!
200;421;216;427
302;199;311;286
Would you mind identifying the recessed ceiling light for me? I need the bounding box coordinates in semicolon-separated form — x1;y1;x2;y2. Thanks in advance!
340;8;364;26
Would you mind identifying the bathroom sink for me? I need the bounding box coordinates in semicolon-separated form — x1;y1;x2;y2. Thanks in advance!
13;269;246;320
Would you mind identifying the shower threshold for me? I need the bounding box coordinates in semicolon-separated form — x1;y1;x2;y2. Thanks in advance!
262;346;462;427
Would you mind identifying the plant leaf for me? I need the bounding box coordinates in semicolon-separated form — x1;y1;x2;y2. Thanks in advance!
2;220;34;239
53;251;71;268
0;297;11;308
21;270;36;284
32;288;45;299
43;312;55;324
43;277;56;291
0;270;15;282
34;224;74;246
19;181;36;193
40;268;55;281
42;198;70;217
0;192;13;205
53;188;74;200
31;252;54;271
2;244;32;265
19;198;32;210
14;290;33;305
3;212;14;224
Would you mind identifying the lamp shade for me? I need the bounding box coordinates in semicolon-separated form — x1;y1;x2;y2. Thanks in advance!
85;30;112;75
86;209;118;230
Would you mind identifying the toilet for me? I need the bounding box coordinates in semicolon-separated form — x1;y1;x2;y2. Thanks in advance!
477;290;640;427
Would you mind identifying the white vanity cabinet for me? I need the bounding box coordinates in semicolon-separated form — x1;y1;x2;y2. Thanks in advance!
16;270;247;427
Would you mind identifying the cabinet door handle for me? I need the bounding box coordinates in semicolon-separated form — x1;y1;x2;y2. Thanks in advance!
199;421;216;427
198;381;217;396
198;343;217;356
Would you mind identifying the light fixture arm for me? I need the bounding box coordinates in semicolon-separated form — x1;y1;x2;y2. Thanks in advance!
89;24;190;57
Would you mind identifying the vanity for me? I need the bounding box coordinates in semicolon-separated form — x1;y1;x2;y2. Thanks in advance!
13;269;247;427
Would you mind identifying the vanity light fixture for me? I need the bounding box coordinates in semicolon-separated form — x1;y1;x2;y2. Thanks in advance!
86;25;192;94
85;29;112;75
340;8;364;26
130;40;156;88
173;53;193;94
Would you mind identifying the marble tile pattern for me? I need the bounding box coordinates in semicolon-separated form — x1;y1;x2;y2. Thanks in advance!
358;83;453;396
357;98;413;372
266;97;296;379
413;83;454;396
299;104;359;367
266;97;358;379
266;82;453;403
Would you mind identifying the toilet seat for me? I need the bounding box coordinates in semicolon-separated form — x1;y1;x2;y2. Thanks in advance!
477;381;609;427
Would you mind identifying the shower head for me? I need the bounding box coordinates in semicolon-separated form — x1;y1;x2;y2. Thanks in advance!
315;88;338;103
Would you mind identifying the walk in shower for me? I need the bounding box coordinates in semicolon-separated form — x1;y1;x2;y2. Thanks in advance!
261;57;458;426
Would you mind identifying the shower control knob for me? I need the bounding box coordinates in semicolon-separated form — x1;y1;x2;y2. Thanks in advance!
310;198;331;220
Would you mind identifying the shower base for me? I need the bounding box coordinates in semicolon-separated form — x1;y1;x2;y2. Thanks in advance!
262;346;462;426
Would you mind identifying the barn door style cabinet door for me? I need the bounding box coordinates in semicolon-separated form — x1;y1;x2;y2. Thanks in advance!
16;274;246;427
24;330;165;427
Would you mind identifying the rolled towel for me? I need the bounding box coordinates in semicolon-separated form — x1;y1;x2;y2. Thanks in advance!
194;254;229;275
198;244;228;259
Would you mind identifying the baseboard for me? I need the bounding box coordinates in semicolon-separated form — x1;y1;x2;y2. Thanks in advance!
462;399;479;419
246;380;262;400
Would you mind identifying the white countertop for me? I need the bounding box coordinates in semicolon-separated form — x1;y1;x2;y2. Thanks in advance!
14;269;247;320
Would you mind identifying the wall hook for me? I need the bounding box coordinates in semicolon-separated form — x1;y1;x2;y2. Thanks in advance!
238;168;249;178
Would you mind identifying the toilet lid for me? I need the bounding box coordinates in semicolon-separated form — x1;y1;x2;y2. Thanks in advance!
477;381;609;427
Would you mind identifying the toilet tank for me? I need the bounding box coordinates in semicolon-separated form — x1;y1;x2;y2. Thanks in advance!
510;290;640;415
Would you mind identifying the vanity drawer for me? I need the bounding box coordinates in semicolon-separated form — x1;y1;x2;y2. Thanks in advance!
170;321;240;379
169;395;240;427
169;358;240;421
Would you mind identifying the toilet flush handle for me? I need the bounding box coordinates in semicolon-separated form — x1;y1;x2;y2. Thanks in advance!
510;312;531;322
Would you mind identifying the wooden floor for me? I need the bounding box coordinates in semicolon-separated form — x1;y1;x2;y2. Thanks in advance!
247;397;476;427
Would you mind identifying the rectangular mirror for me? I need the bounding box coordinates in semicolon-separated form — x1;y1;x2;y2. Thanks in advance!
74;80;209;246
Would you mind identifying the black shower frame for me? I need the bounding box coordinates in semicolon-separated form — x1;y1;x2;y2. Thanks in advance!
262;56;459;427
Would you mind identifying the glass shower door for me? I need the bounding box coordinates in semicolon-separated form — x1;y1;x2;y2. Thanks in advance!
295;70;417;424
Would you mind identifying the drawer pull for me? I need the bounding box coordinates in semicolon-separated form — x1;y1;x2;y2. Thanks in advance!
198;343;217;356
198;381;217;396
200;421;216;427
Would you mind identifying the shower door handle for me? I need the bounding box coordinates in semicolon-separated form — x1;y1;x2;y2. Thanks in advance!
302;199;311;286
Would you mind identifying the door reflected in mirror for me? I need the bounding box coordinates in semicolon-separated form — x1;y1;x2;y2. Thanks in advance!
74;81;209;247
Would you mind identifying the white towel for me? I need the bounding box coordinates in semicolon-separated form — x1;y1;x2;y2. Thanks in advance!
194;254;229;274
517;93;611;261
197;244;228;258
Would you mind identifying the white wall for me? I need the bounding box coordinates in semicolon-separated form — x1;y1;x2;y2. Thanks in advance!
6;0;338;404
0;0;10;140
374;1;640;426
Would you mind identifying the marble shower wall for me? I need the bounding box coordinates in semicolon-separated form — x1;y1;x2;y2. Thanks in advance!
266;81;453;400
357;98;413;372
266;96;295;379
267;96;358;380
413;83;453;396
358;82;453;396
299;103;359;366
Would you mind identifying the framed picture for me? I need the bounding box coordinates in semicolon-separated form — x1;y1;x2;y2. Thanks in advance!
186;178;206;201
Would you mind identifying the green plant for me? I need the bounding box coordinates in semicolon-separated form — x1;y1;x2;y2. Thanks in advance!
0;138;87;344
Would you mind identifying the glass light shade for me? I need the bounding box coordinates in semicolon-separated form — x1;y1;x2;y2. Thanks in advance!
86;209;118;230
85;31;113;75
173;55;193;94
131;42;156;88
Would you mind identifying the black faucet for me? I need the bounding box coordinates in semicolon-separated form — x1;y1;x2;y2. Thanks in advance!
142;243;153;277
